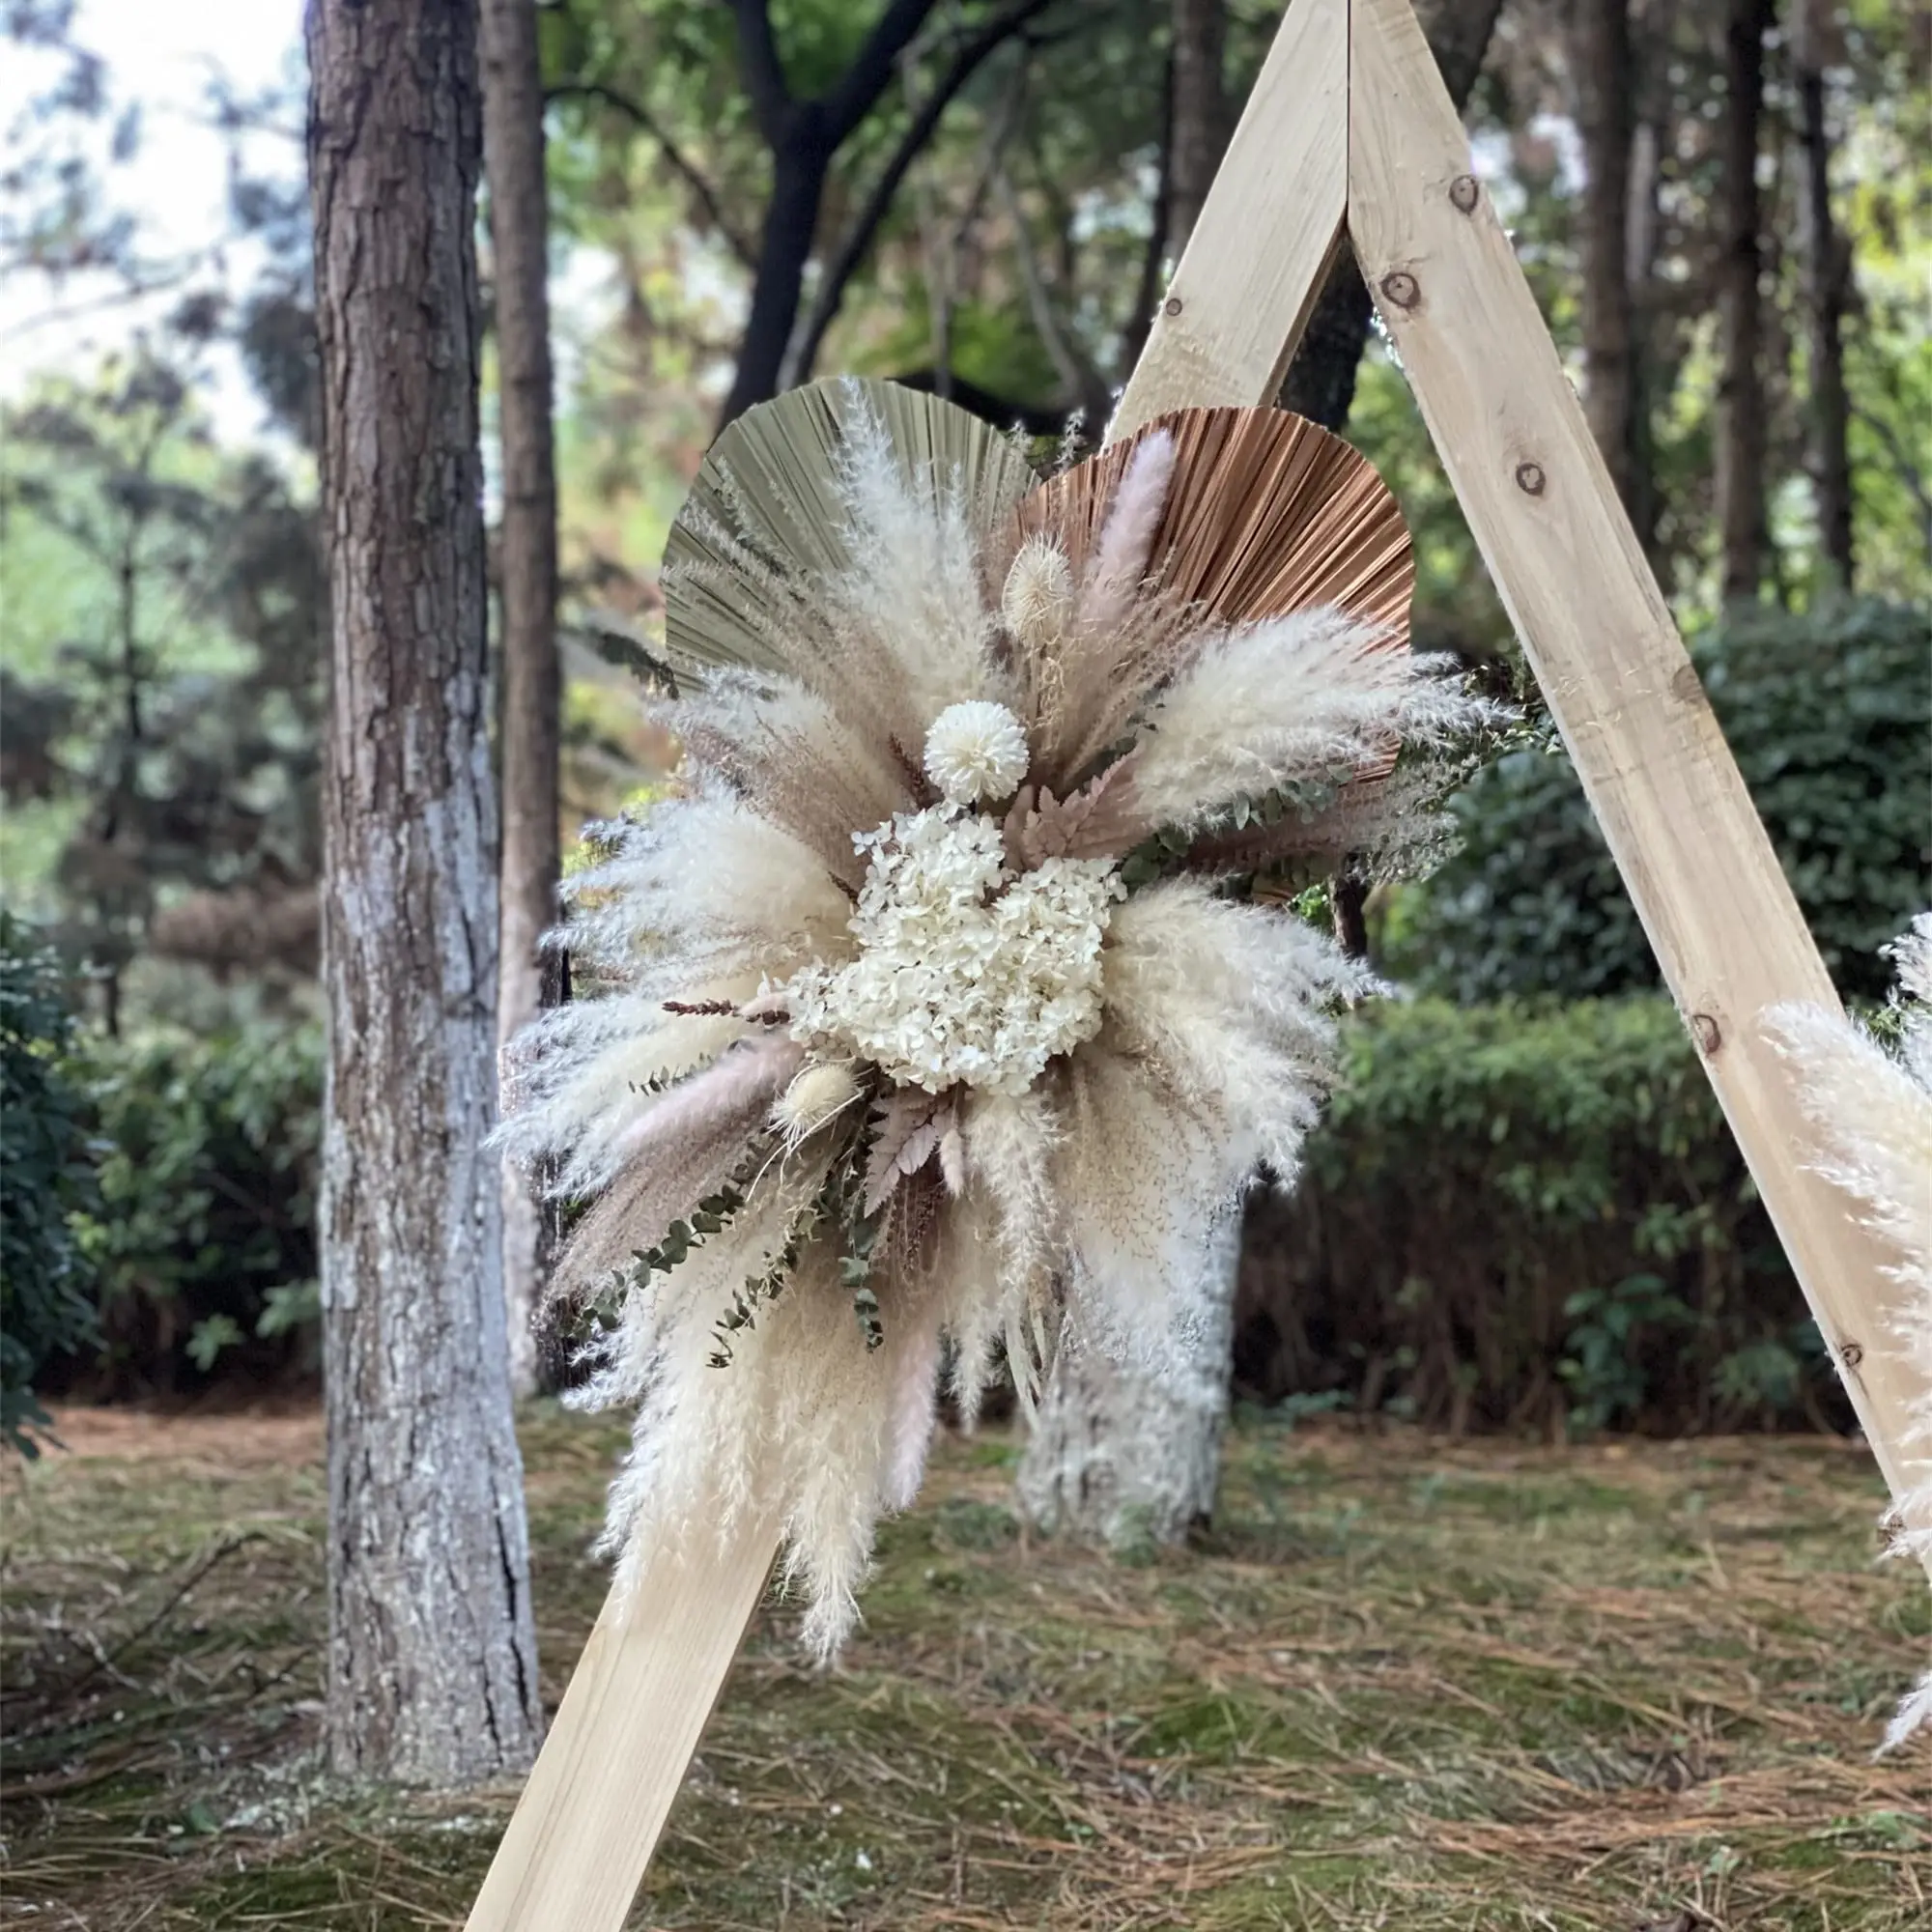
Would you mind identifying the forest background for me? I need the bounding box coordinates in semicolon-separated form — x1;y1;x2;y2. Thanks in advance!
2;0;1928;1461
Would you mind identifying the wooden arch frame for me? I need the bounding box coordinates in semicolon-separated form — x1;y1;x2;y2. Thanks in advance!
468;1;1929;1921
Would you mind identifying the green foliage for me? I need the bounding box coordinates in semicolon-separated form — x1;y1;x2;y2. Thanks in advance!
1238;997;1833;1436
0;915;100;1454
1395;599;1932;1003
65;1021;322;1395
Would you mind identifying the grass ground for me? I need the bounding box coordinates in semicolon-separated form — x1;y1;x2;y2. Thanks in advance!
1;1405;1927;1930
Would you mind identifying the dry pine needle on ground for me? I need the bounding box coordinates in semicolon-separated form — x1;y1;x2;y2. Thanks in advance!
0;1405;1926;1929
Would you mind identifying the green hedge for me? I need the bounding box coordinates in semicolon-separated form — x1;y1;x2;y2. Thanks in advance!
1394;599;1931;1002
60;1022;324;1398
0;917;101;1453
1235;996;1835;1435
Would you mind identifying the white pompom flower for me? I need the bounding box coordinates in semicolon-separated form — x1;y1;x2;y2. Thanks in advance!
923;699;1031;806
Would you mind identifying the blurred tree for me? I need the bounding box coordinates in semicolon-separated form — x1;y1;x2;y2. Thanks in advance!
306;0;541;1785
484;0;562;1397
1715;0;1773;604
1792;0;1855;582
0;349;324;1027
1569;0;1644;521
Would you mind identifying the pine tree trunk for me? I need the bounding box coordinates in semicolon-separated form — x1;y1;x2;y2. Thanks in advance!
1793;0;1854;583
1572;0;1644;520
1168;0;1229;260
1017;1216;1242;1548
1716;0;1773;606
482;0;561;1398
308;0;543;1784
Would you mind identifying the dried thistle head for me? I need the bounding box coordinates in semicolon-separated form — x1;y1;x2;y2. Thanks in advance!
1001;535;1076;651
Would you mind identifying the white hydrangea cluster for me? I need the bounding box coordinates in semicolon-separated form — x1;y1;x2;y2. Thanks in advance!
786;804;1122;1095
922;699;1032;806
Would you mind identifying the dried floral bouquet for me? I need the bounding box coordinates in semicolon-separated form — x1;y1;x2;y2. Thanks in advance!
502;379;1494;1650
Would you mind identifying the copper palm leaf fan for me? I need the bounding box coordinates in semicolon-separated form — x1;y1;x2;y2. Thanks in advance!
1006;406;1416;878
1017;406;1413;637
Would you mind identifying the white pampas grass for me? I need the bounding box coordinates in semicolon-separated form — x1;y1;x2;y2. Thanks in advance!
1129;612;1496;835
1762;914;1932;1750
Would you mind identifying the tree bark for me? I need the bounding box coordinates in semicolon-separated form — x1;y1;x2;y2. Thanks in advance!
1716;0;1774;606
307;0;543;1784
1020;0;1506;1549
1793;0;1854;583
1571;0;1644;521
721;119;835;426
1167;0;1228;260
1017;1216;1242;1547
482;0;561;1398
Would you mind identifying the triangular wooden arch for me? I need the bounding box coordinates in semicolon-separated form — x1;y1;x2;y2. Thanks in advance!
468;1;1928;1921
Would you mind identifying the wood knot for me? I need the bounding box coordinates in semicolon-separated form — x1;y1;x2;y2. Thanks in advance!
1449;174;1480;213
1163;296;1183;317
1839;1339;1864;1371
1514;460;1547;497
1378;271;1420;311
1690;1011;1721;1055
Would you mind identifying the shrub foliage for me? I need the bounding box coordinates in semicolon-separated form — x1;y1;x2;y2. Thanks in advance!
0;917;101;1453
1236;997;1835;1436
61;1023;323;1397
1398;599;1931;1002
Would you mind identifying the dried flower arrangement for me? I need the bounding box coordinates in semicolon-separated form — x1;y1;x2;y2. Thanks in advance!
1764;916;1932;1748
501;378;1495;1652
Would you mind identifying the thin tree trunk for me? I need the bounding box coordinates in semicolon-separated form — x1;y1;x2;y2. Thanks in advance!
1716;0;1773;606
1571;0;1643;518
1168;0;1228;259
1793;0;1853;583
720;124;833;426
482;0;561;1398
308;0;542;1784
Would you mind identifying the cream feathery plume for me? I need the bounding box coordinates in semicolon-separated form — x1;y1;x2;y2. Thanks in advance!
1762;914;1932;1751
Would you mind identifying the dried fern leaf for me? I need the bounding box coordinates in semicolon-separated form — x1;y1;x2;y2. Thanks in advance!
664;378;1038;687
864;1087;950;1214
1006;752;1144;867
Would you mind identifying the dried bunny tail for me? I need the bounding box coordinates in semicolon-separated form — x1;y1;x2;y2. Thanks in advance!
1126;611;1499;835
826;383;1015;732
1101;877;1373;1183
1760;914;1932;1748
673;670;910;889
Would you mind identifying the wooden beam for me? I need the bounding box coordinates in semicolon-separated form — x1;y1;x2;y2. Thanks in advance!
1110;0;1348;436
463;1527;775;1930
1347;0;1932;1552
